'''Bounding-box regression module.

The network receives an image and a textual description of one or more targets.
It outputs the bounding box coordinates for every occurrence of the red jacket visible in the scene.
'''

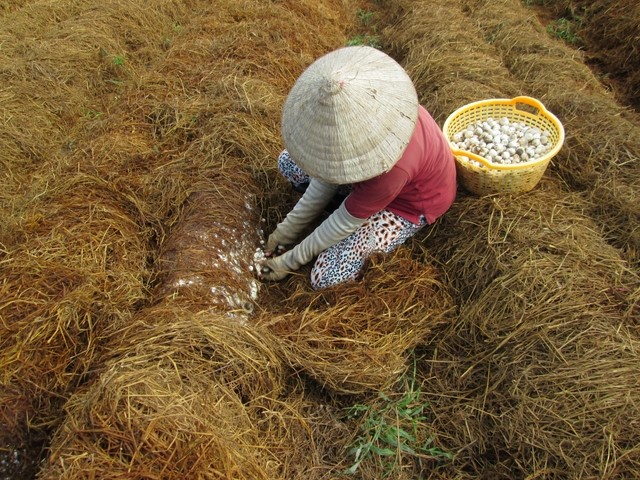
[345,105,457,224]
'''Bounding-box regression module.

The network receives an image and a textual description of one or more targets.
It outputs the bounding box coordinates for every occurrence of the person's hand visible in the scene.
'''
[264,241,287,258]
[265,229,291,257]
[259,255,291,281]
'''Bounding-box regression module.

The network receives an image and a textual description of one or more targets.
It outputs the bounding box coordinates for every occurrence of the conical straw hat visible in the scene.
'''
[281,46,419,184]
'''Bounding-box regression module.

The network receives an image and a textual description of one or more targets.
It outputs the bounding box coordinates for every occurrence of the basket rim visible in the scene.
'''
[443,96,565,171]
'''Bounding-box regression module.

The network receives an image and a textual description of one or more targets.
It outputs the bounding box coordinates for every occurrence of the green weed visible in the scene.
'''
[83,108,103,119]
[111,54,126,66]
[356,9,375,26]
[343,355,453,477]
[346,34,381,49]
[546,15,583,45]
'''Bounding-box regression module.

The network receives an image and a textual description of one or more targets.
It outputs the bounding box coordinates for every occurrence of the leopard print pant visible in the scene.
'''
[310,210,425,289]
[278,150,352,196]
[277,149,427,289]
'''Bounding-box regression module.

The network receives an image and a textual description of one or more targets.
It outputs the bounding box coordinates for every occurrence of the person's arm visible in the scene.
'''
[260,202,366,280]
[265,178,338,254]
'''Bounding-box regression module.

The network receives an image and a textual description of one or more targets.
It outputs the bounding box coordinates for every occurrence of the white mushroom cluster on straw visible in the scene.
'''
[452,117,553,167]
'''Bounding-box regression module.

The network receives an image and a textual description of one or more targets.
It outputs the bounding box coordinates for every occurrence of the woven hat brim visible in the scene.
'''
[282,46,419,184]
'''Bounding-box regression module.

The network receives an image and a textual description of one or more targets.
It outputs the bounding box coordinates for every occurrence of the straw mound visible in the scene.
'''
[424,181,634,301]
[42,307,354,479]
[423,178,639,339]
[0,0,187,177]
[423,262,640,476]
[461,0,640,264]
[384,3,640,475]
[539,0,640,110]
[42,309,283,480]
[257,248,454,395]
[412,180,640,477]
[389,0,640,267]
[153,181,262,318]
[107,307,286,408]
[0,174,150,445]
[4,0,640,478]
[420,301,640,479]
[3,0,359,475]
[386,0,640,270]
[385,0,520,121]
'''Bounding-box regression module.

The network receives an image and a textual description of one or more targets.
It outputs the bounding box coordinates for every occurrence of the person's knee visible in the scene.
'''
[310,260,360,290]
[277,150,291,175]
[310,271,340,290]
[277,150,310,186]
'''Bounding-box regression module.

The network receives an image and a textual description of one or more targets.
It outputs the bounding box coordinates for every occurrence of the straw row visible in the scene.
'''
[462,0,640,265]
[383,0,640,477]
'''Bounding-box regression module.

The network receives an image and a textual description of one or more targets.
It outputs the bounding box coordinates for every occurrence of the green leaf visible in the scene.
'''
[383,431,399,447]
[392,427,415,442]
[369,445,395,456]
[398,442,417,455]
[345,463,360,474]
[396,393,415,409]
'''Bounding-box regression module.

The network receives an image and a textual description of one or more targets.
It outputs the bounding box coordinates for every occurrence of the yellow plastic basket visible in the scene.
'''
[443,96,565,195]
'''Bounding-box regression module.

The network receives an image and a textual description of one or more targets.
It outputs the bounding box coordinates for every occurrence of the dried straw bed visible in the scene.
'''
[153,182,261,318]
[1,174,151,446]
[41,311,283,479]
[420,307,640,479]
[388,0,640,266]
[256,248,454,394]
[411,180,640,478]
[538,0,640,110]
[2,0,377,477]
[423,180,635,303]
[35,0,456,478]
[0,0,188,196]
[383,0,640,477]
[0,0,243,468]
[41,306,354,479]
[4,0,640,479]
[463,0,640,265]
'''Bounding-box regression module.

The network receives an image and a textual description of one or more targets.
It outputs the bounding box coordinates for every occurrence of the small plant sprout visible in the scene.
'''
[546,17,583,45]
[343,353,453,476]
[82,108,103,119]
[111,54,126,66]
[346,34,381,49]
[356,9,375,26]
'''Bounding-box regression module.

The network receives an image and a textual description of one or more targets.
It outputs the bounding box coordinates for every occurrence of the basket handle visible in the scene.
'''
[512,96,565,146]
[511,96,548,116]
